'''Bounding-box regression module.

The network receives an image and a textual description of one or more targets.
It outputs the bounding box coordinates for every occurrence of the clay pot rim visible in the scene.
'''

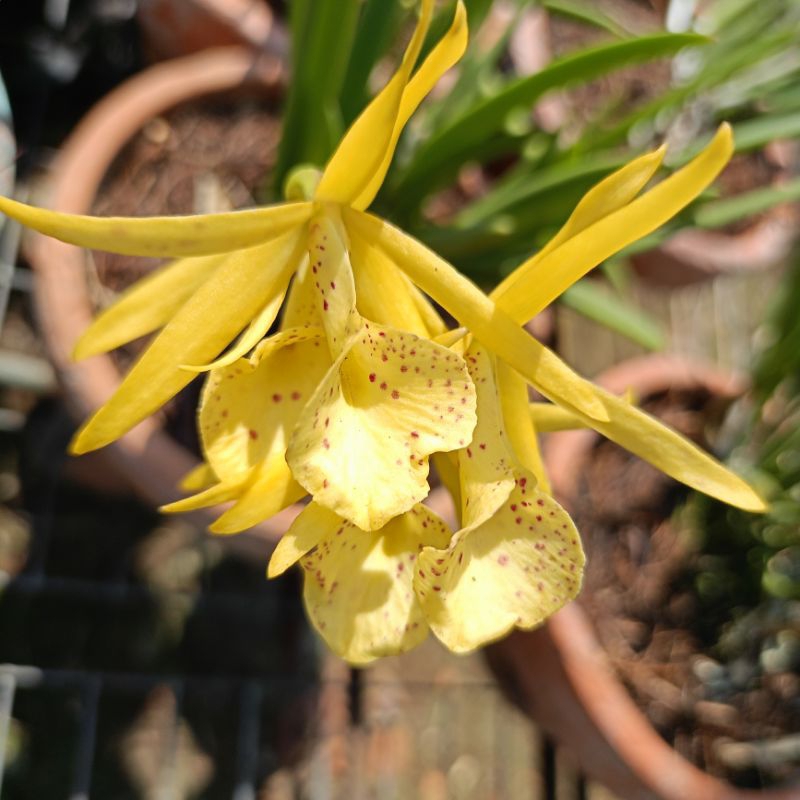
[27,46,298,555]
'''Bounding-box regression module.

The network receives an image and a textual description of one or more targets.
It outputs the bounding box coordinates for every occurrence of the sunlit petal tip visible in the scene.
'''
[158,479,242,515]
[179,461,217,492]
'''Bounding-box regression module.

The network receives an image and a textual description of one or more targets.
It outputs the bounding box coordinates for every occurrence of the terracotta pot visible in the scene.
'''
[486,355,800,799]
[26,47,297,560]
[136,0,279,62]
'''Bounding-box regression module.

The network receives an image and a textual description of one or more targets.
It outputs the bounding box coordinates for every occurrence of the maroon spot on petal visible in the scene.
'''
[498,554,509,566]
[291,391,301,401]
[515,517,522,525]
[380,382,388,391]
[433,586,441,592]
[248,429,258,440]
[410,431,419,438]
[369,373,376,383]
[323,438,330,450]
[537,498,545,506]
[323,300,329,311]
[272,393,282,403]
[510,504,517,512]
[391,390,400,399]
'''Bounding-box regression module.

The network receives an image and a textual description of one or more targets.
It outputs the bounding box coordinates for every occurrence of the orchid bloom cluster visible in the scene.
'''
[0,1,765,664]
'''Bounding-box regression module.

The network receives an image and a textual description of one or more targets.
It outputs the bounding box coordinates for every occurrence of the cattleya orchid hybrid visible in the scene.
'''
[0,0,766,663]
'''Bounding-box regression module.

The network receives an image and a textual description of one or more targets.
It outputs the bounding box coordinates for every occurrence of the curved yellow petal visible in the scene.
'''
[495,125,734,324]
[181,287,288,372]
[351,0,469,211]
[570,383,767,512]
[178,461,217,492]
[414,479,584,653]
[210,459,306,535]
[343,209,609,422]
[315,0,435,207]
[287,320,477,531]
[458,345,515,529]
[73,253,227,360]
[160,475,247,514]
[199,327,328,483]
[298,502,452,664]
[268,501,332,579]
[0,195,312,257]
[497,361,550,493]
[69,229,304,454]
[490,145,666,310]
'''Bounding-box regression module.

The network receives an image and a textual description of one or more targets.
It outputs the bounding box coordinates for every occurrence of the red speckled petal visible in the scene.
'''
[287,320,477,531]
[414,480,585,653]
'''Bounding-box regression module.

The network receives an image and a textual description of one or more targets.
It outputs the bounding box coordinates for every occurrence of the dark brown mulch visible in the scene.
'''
[570,388,800,789]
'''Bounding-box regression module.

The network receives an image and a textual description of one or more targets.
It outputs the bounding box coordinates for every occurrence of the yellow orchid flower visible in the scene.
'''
[0,0,489,532]
[267,344,583,663]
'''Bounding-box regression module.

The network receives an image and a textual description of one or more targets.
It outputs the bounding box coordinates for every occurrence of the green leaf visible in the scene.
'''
[339,0,407,126]
[693,178,800,229]
[275,0,362,192]
[561,280,666,351]
[542,0,631,38]
[730,112,800,152]
[388,32,708,209]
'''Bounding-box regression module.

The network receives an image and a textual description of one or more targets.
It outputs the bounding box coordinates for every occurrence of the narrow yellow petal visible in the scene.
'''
[178,461,217,492]
[315,0,435,207]
[349,223,438,336]
[0,195,312,257]
[529,402,588,432]
[343,209,609,423]
[308,208,361,358]
[287,320,477,531]
[268,501,333,579]
[351,1,468,211]
[210,459,306,535]
[70,229,304,454]
[497,361,551,493]
[495,125,734,324]
[415,480,584,653]
[180,288,288,372]
[457,345,516,528]
[198,327,328,483]
[298,502,452,664]
[73,253,227,360]
[567,383,767,512]
[409,282,448,337]
[160,477,246,514]
[281,257,322,329]
[490,145,665,309]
